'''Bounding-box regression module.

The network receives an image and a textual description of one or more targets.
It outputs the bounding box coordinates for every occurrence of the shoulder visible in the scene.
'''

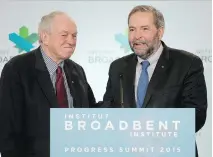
[65,59,84,71]
[169,47,201,61]
[3,48,37,72]
[168,47,203,68]
[110,53,136,67]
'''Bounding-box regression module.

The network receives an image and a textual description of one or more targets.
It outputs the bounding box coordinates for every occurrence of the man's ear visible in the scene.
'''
[39,31,50,45]
[158,27,164,40]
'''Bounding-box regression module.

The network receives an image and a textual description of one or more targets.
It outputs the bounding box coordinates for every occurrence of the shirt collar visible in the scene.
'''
[137,43,163,65]
[40,47,64,75]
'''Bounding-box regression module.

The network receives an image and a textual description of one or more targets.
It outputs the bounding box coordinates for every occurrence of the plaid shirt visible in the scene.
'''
[40,47,73,108]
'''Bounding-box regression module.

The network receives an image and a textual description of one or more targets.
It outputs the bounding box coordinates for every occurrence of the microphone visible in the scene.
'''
[119,74,124,108]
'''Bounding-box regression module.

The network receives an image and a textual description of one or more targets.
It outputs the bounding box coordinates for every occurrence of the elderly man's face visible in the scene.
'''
[43,14,77,63]
[128,12,163,59]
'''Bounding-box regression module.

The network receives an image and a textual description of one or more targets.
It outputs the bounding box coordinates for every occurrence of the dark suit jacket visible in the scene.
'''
[0,47,97,157]
[103,41,207,156]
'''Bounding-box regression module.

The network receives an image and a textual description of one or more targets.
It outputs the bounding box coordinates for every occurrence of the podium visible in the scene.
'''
[50,108,195,157]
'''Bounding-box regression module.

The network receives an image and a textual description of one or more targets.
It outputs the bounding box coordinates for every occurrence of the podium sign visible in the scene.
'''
[50,108,195,157]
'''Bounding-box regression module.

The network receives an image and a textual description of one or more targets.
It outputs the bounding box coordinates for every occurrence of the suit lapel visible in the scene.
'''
[34,48,58,108]
[64,60,86,108]
[122,54,137,108]
[142,42,171,108]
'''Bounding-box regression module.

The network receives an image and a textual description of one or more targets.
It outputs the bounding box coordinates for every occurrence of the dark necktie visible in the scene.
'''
[56,66,68,108]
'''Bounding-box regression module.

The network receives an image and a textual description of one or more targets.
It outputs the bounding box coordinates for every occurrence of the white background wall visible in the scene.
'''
[0,1,211,157]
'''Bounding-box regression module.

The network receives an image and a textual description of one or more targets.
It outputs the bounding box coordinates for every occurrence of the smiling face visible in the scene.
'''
[40,14,77,64]
[128,11,164,59]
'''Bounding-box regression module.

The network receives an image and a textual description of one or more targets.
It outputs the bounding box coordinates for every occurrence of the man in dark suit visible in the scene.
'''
[0,11,97,157]
[103,5,207,156]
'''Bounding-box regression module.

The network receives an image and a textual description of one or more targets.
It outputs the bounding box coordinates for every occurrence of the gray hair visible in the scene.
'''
[38,11,67,43]
[38,11,66,34]
[128,5,165,29]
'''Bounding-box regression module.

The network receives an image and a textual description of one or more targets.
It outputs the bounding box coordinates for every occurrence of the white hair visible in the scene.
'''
[38,11,66,33]
[38,11,68,43]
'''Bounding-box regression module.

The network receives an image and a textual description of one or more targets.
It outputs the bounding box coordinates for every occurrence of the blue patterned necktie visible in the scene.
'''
[137,60,150,108]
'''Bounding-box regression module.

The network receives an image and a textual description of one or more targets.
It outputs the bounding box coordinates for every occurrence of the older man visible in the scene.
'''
[0,11,96,157]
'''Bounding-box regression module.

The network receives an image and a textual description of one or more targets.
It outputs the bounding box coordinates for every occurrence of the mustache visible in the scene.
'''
[133,40,147,45]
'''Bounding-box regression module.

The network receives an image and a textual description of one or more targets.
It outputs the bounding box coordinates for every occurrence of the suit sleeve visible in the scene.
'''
[182,56,207,132]
[0,62,24,157]
[103,63,114,104]
[80,67,96,108]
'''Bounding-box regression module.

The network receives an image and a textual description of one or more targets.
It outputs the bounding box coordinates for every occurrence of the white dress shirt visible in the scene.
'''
[134,43,163,101]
